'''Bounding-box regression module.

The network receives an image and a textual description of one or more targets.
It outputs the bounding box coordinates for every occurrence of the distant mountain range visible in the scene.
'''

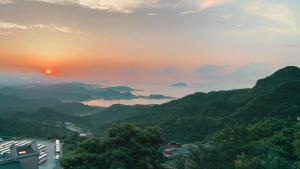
[0,92,101,115]
[0,83,172,101]
[0,82,172,115]
[1,66,300,143]
[0,83,134,101]
[82,66,300,142]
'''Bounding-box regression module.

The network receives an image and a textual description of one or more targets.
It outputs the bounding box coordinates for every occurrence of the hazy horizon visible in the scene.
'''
[1,1,300,168]
[1,0,300,97]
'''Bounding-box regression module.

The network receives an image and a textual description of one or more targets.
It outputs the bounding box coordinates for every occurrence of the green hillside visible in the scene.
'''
[86,66,300,142]
[69,66,300,169]
[0,116,73,139]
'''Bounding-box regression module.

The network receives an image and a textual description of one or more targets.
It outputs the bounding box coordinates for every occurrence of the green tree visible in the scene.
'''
[293,131,300,167]
[235,153,258,169]
[61,123,165,169]
[175,158,185,169]
[294,132,300,157]
[188,146,221,169]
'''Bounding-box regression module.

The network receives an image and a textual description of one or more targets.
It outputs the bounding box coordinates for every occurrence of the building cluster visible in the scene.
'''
[65,122,91,138]
[163,142,194,169]
[0,139,48,169]
[55,139,61,160]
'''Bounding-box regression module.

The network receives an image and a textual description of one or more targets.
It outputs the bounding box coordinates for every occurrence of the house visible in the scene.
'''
[163,142,196,169]
[0,140,39,169]
[164,142,192,159]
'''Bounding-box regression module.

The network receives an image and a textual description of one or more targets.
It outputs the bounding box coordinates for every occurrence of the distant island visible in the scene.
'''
[140,94,174,100]
[172,82,187,87]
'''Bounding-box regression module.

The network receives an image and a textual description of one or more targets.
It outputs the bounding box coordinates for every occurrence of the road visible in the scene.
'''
[37,140,62,169]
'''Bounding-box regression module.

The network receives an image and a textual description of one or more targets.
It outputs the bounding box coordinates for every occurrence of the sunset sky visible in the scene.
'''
[0,0,299,96]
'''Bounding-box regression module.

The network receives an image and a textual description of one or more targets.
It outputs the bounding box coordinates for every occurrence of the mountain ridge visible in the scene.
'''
[84,66,300,142]
[254,66,300,90]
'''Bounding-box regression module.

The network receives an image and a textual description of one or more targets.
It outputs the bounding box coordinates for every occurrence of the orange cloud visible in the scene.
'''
[199,0,233,10]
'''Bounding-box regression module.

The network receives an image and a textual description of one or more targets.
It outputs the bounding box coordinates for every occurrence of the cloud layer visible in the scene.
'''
[29,0,160,13]
[232,0,300,36]
[0,0,14,4]
[198,0,233,10]
[0,20,80,34]
[5,0,234,13]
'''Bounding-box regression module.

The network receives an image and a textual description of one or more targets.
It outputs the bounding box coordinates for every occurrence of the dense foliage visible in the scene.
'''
[0,117,72,139]
[61,123,165,169]
[187,118,300,169]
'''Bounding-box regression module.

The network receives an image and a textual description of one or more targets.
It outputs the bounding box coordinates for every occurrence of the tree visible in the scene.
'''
[188,145,230,169]
[235,153,258,169]
[234,152,293,169]
[294,132,300,157]
[61,123,165,169]
[175,158,185,169]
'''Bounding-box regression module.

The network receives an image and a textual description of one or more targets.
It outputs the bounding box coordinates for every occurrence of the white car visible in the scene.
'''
[0,138,3,142]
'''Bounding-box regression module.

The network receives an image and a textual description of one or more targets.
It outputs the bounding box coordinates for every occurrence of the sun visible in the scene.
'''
[45,69,52,75]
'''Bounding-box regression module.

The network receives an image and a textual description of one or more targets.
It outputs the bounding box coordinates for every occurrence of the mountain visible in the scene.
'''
[172,82,187,87]
[4,66,299,143]
[11,107,78,122]
[54,102,102,116]
[108,86,138,92]
[142,94,174,99]
[82,104,151,129]
[2,66,299,169]
[0,83,129,101]
[0,116,73,139]
[0,93,61,114]
[85,66,300,142]
[0,92,101,116]
[7,107,91,130]
[0,82,170,101]
[254,66,300,90]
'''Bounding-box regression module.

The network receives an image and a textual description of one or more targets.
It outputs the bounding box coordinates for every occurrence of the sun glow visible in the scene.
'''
[45,69,52,75]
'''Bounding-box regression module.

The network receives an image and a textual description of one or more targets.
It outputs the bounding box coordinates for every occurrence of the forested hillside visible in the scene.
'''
[87,66,300,142]
[2,66,300,168]
[0,117,73,139]
[3,66,299,144]
[68,66,300,169]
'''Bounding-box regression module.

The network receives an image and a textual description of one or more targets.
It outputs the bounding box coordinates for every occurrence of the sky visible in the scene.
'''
[0,0,300,96]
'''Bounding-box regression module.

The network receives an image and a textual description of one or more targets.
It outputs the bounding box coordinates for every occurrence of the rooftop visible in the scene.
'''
[0,140,36,163]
